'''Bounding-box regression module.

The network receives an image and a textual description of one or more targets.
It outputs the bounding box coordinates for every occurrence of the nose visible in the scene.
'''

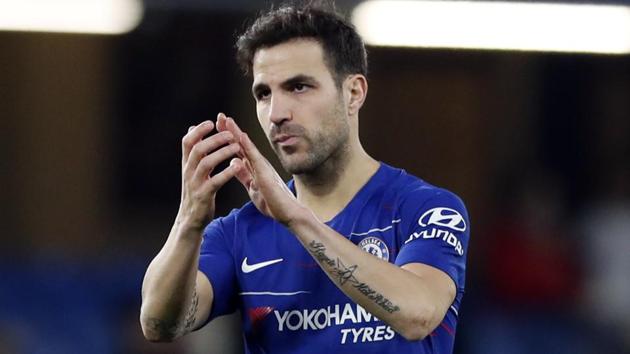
[268,92,292,126]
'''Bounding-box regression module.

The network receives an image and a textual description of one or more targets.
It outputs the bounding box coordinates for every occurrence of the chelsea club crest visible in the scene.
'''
[359,236,390,261]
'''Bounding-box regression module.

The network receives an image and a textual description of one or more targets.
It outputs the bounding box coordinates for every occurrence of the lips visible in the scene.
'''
[270,124,305,147]
[272,134,294,144]
[272,134,302,147]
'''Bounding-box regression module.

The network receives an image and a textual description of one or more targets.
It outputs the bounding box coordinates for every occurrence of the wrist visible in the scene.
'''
[284,206,318,231]
[174,212,208,239]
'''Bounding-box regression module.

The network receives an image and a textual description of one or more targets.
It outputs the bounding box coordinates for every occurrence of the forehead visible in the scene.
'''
[252,39,333,86]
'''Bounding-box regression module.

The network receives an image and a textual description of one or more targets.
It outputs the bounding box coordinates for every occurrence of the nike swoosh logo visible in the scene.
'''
[241,257,284,273]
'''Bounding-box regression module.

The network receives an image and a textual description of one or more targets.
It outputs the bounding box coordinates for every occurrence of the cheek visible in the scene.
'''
[256,106,269,128]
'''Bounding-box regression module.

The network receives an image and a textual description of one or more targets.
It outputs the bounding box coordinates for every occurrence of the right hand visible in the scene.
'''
[217,117,306,226]
[177,113,242,231]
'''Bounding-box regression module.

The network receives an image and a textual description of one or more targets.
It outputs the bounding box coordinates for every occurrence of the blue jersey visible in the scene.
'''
[199,162,470,354]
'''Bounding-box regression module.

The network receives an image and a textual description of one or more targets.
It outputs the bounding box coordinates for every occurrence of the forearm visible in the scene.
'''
[139,116,242,341]
[140,215,203,341]
[288,210,445,340]
[224,119,452,339]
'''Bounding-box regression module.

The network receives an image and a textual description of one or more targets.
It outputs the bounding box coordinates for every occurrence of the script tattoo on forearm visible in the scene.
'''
[145,286,199,339]
[183,286,199,332]
[308,240,400,314]
[309,241,336,268]
[352,283,399,313]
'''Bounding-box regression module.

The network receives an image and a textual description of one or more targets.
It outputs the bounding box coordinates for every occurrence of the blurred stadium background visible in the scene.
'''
[1,0,629,353]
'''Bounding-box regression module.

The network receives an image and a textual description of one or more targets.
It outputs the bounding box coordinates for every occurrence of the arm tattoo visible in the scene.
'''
[353,282,400,314]
[183,286,199,332]
[145,286,199,339]
[308,240,400,314]
[309,241,337,268]
[335,258,358,286]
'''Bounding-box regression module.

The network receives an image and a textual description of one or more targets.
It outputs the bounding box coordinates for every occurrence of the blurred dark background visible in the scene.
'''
[1,1,629,353]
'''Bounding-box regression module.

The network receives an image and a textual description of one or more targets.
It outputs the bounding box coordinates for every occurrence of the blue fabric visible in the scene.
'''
[199,162,470,354]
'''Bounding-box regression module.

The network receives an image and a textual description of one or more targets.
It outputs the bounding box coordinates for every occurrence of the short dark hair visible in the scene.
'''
[235,3,368,85]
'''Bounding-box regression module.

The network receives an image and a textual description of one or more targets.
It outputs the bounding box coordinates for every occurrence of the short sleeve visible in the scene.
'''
[198,210,239,322]
[394,189,470,289]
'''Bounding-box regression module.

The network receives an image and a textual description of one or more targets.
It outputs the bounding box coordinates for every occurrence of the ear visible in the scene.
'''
[344,74,368,116]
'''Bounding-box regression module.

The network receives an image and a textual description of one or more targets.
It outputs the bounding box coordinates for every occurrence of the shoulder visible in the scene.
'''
[402,183,468,218]
[379,164,468,232]
[380,163,466,212]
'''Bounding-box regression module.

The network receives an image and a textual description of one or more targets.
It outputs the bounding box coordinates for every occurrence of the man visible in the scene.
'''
[140,4,470,354]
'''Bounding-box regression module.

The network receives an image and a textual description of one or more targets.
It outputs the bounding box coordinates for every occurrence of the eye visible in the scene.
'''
[293,83,309,93]
[256,89,271,101]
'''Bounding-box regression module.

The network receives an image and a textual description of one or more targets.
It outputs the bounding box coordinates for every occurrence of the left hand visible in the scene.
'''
[216,113,305,225]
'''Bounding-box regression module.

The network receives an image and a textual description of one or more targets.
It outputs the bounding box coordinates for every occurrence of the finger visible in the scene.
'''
[224,117,247,158]
[216,112,228,132]
[193,143,241,182]
[182,120,215,163]
[230,158,253,189]
[200,159,240,193]
[240,132,268,172]
[243,157,254,176]
[184,131,235,181]
[218,115,245,158]
[186,131,235,176]
[225,117,245,138]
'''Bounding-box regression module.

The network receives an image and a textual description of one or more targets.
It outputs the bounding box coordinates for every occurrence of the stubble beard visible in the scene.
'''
[273,101,350,179]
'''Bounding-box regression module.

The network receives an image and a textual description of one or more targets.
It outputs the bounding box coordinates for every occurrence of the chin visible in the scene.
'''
[279,155,319,175]
[281,161,312,175]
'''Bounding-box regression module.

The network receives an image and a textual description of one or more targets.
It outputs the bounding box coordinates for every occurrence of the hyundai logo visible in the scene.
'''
[418,207,466,232]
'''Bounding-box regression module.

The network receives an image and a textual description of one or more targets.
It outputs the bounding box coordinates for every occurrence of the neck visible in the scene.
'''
[293,139,379,222]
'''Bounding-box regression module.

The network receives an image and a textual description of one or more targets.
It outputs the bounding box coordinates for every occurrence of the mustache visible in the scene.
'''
[270,124,306,140]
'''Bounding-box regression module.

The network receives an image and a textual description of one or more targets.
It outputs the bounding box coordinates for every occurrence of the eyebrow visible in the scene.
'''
[252,74,319,97]
[280,74,318,89]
